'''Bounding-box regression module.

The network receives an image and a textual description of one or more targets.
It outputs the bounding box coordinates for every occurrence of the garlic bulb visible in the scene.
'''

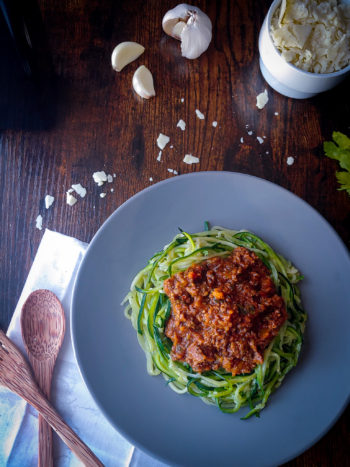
[111,42,145,72]
[162,4,212,59]
[132,65,155,99]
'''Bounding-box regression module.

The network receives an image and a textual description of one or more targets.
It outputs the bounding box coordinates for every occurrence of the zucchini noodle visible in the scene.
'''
[123,225,307,419]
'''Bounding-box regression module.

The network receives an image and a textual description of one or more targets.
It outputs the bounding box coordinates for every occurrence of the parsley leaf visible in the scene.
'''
[323,132,350,196]
[336,172,350,193]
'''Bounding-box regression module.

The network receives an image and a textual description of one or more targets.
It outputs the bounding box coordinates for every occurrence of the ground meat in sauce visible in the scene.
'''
[164,246,287,376]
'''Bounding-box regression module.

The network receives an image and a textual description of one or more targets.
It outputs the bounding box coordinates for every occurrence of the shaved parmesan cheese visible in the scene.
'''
[157,151,162,161]
[167,168,178,175]
[157,133,170,150]
[256,89,269,109]
[100,193,106,198]
[287,156,295,165]
[177,119,186,131]
[66,191,77,206]
[35,215,43,230]
[257,136,264,144]
[195,109,205,120]
[271,0,350,73]
[44,195,54,209]
[93,171,107,186]
[212,121,218,127]
[107,174,113,183]
[183,154,199,164]
[71,183,86,198]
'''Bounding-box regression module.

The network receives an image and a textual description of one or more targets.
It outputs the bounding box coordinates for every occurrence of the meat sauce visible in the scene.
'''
[164,247,287,376]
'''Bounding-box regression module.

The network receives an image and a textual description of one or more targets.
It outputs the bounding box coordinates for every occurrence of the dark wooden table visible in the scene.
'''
[1,0,349,465]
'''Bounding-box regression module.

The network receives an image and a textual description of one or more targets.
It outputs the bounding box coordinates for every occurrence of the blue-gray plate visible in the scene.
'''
[71,172,350,467]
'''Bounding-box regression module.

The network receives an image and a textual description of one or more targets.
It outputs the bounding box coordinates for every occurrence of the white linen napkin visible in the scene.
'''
[0,229,167,467]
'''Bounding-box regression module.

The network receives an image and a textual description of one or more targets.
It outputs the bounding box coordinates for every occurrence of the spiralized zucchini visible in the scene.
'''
[123,225,306,419]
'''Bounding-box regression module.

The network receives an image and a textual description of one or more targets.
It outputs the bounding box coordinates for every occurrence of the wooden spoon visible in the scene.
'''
[20,289,65,467]
[0,328,103,466]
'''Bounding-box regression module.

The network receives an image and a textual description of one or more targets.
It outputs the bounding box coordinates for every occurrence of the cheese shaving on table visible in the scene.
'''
[35,215,43,230]
[66,191,77,206]
[71,183,86,198]
[92,171,107,186]
[256,90,269,109]
[212,121,218,127]
[177,119,186,131]
[183,154,199,164]
[157,133,170,150]
[44,195,55,209]
[195,109,205,120]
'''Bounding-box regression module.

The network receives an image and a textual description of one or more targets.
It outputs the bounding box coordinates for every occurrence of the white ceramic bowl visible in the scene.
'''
[258,0,350,99]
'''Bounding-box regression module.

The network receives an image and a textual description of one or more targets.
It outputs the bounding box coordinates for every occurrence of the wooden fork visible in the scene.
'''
[0,329,104,467]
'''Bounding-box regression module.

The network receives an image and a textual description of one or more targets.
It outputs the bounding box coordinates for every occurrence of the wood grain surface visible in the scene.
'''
[0,0,349,465]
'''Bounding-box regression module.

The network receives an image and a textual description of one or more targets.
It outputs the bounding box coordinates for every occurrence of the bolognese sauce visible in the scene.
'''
[164,246,287,376]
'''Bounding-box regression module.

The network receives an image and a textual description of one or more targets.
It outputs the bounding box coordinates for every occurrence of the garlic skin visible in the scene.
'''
[162,4,212,59]
[132,65,155,99]
[111,42,145,72]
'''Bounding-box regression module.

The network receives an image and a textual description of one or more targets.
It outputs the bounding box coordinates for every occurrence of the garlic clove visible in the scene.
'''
[172,21,186,39]
[162,4,212,59]
[111,41,145,72]
[180,20,211,59]
[162,4,187,38]
[132,65,155,99]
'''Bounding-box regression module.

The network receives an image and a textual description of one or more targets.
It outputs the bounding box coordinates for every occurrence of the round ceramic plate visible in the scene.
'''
[71,172,350,467]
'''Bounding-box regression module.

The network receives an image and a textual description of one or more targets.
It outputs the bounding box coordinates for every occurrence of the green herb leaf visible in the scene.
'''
[333,132,350,150]
[336,171,350,195]
[323,131,350,196]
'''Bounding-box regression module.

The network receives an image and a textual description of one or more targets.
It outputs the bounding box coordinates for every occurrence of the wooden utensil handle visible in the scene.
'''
[38,414,53,467]
[29,358,55,467]
[24,386,104,467]
[41,399,103,467]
